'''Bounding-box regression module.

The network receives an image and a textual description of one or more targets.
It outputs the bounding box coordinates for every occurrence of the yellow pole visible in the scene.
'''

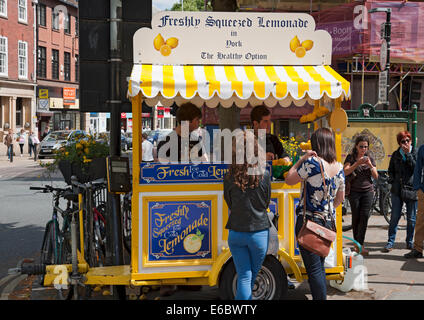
[131,93,142,274]
[78,193,84,258]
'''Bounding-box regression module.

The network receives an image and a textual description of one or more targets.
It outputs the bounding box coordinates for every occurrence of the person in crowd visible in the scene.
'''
[251,105,290,162]
[41,126,50,140]
[17,129,26,157]
[157,102,204,163]
[285,127,345,300]
[29,132,40,161]
[405,143,424,259]
[28,130,34,157]
[224,131,271,300]
[383,131,417,253]
[250,105,295,289]
[343,136,378,255]
[141,133,154,162]
[4,128,14,162]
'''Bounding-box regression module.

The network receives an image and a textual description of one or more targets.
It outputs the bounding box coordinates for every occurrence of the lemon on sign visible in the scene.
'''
[183,229,204,254]
[153,34,165,51]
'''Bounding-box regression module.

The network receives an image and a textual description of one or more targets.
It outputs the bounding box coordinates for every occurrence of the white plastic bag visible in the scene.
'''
[324,242,337,268]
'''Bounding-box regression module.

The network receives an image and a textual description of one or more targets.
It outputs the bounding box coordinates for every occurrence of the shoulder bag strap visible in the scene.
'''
[318,158,337,231]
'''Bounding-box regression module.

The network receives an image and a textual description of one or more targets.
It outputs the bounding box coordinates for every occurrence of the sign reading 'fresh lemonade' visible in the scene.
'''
[133,12,333,65]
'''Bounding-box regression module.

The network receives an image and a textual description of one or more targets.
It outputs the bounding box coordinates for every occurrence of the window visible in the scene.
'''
[37,46,46,78]
[0,0,7,18]
[64,13,70,34]
[16,98,23,127]
[75,54,79,82]
[75,16,79,36]
[18,0,27,23]
[37,3,46,27]
[52,9,59,30]
[18,41,27,79]
[64,52,70,81]
[0,36,7,76]
[51,49,59,79]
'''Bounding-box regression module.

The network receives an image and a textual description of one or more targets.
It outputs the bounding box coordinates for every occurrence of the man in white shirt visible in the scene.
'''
[142,133,154,162]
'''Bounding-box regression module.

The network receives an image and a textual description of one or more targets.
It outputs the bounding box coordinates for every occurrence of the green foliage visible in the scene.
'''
[39,134,109,173]
[171,0,212,11]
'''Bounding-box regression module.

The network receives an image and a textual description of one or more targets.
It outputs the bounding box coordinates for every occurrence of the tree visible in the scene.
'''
[171,0,212,11]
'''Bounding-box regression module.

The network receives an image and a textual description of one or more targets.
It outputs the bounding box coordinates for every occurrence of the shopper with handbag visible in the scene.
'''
[382,131,417,253]
[343,136,378,255]
[285,127,345,300]
[224,131,271,300]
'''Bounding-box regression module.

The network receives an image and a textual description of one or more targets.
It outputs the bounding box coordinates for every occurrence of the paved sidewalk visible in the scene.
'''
[0,142,38,167]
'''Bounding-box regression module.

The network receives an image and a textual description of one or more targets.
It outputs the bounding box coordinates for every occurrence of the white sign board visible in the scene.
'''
[133,12,333,65]
[378,70,388,104]
[380,39,387,69]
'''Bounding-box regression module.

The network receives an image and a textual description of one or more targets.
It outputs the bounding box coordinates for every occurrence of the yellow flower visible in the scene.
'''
[76,143,83,150]
[65,152,69,156]
[84,148,89,154]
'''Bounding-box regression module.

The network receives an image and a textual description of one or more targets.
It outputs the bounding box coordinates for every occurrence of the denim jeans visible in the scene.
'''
[387,194,417,247]
[228,229,269,300]
[295,215,330,300]
[7,145,13,162]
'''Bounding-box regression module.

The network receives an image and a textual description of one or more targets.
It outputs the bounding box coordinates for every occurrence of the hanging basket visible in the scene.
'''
[58,157,107,185]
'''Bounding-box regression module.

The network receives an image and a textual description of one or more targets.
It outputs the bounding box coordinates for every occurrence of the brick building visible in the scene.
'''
[35,0,79,134]
[0,0,37,140]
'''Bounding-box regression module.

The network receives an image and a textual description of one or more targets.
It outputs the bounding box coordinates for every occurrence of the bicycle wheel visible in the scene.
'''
[92,203,107,267]
[121,194,132,254]
[342,200,352,232]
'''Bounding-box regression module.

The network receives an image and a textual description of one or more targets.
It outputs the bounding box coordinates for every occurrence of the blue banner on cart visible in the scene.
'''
[148,200,212,261]
[140,162,271,184]
[140,163,230,184]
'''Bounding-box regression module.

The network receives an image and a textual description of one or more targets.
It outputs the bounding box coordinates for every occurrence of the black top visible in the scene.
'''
[344,154,376,193]
[157,131,203,162]
[388,147,417,196]
[224,170,271,232]
[266,134,289,159]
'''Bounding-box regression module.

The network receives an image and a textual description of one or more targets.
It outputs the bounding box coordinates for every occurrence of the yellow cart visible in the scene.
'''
[43,11,351,300]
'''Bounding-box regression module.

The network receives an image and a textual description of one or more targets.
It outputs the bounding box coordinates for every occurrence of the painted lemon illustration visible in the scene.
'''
[159,44,172,56]
[153,33,165,51]
[165,37,179,49]
[289,36,300,53]
[183,229,204,254]
[295,46,306,58]
[301,40,314,51]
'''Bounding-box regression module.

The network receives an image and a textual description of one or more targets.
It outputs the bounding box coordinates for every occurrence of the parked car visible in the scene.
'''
[38,130,87,159]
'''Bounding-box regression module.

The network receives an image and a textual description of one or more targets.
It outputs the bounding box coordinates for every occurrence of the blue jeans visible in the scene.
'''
[387,194,417,247]
[295,215,329,300]
[228,229,269,300]
[7,145,13,162]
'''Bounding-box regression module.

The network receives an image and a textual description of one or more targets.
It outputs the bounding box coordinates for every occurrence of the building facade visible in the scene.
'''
[35,0,79,135]
[0,0,37,140]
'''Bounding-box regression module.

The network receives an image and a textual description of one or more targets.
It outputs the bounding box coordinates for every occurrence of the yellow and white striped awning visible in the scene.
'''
[128,64,350,108]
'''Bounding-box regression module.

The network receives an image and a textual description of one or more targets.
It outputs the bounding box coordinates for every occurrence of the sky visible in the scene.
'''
[153,0,180,11]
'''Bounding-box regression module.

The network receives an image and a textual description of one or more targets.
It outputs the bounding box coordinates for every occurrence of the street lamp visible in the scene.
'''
[369,8,391,110]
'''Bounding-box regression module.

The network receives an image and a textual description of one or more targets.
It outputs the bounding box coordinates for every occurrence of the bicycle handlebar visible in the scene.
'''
[29,185,69,193]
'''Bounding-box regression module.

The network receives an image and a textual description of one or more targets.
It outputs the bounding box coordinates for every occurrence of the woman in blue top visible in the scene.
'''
[285,127,345,300]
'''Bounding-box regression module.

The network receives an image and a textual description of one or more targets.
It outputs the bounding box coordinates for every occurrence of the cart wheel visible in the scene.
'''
[218,255,287,300]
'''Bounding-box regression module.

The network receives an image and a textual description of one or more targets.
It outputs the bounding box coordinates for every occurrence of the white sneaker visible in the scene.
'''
[20,154,22,157]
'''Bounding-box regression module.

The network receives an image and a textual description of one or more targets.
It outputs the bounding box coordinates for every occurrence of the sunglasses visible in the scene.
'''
[358,145,368,149]
[401,139,410,144]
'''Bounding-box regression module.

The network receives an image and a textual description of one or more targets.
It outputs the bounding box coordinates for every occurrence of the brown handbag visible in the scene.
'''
[296,159,337,257]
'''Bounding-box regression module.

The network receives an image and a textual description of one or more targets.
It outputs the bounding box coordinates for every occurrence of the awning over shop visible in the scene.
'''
[128,64,350,108]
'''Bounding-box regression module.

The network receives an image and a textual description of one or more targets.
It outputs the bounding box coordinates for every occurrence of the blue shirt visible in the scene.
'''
[413,144,424,192]
[296,156,345,218]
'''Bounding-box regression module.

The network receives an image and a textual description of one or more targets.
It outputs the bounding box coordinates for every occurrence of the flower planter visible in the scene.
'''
[58,157,107,185]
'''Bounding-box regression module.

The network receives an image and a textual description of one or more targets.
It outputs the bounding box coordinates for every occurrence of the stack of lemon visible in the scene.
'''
[154,34,179,56]
[272,158,293,180]
[299,105,330,124]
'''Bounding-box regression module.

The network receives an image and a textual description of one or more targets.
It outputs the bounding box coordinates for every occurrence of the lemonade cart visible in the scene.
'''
[41,11,351,300]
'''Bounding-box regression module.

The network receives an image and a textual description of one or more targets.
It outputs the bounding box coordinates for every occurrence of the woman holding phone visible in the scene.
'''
[343,136,378,255]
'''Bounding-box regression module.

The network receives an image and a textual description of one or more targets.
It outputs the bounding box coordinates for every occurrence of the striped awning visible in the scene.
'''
[128,64,350,108]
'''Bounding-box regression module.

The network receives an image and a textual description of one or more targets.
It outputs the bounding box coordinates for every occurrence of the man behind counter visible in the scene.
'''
[157,102,204,163]
[251,105,291,162]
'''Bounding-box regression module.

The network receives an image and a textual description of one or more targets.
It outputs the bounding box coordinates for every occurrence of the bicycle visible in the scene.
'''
[121,191,132,254]
[30,184,79,299]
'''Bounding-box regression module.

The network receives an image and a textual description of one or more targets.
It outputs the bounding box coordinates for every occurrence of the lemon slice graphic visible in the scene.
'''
[183,231,203,254]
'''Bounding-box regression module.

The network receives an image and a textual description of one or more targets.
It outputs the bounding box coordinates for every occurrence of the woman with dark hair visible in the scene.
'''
[344,135,378,255]
[285,127,345,300]
[382,131,417,252]
[224,131,271,300]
